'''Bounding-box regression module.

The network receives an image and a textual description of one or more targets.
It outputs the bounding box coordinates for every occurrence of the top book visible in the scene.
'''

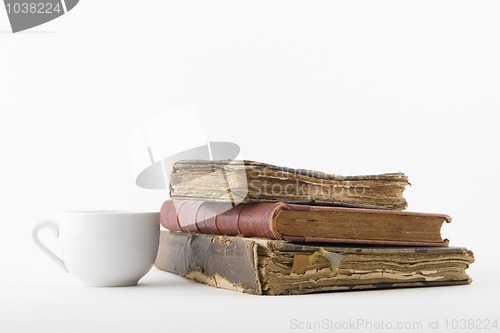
[170,160,409,210]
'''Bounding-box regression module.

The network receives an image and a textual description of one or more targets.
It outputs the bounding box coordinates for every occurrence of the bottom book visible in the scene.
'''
[155,230,474,295]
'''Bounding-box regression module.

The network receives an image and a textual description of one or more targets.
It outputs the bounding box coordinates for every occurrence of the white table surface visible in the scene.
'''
[2,261,498,333]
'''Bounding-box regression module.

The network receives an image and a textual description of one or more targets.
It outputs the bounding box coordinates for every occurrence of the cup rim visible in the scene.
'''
[59,210,159,215]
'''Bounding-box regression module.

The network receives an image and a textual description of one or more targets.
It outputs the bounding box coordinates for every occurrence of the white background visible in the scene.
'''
[1,1,499,332]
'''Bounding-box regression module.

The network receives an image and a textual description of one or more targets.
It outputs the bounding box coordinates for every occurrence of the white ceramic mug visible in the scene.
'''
[32,211,160,287]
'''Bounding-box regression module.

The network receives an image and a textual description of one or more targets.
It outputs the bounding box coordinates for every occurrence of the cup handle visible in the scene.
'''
[32,220,68,272]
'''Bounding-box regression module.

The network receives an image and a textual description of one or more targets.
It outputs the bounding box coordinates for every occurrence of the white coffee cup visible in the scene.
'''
[32,211,160,287]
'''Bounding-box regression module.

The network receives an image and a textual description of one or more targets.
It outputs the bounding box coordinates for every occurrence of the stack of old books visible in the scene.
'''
[155,160,474,295]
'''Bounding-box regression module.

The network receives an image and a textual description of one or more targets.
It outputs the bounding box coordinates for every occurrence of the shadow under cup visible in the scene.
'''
[57,211,159,287]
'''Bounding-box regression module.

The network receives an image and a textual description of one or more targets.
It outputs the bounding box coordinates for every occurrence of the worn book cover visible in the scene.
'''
[155,231,474,295]
[170,160,409,210]
[160,200,451,246]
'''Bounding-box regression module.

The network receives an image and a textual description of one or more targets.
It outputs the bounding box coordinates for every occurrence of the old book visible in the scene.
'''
[155,231,474,295]
[170,160,409,210]
[160,200,451,246]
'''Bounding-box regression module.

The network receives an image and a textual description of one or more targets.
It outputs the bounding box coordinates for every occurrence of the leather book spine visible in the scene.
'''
[160,200,284,239]
[155,231,263,294]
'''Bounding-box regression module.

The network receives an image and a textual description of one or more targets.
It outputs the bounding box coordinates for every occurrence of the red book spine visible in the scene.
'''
[160,200,283,239]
